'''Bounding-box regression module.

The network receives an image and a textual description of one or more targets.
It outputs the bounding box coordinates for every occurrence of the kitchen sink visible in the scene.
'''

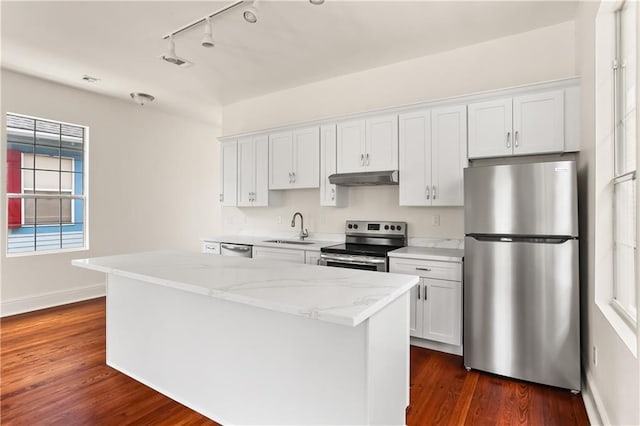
[263,239,314,245]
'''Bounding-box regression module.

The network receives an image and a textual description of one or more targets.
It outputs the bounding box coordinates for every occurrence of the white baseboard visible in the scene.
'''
[582,367,609,426]
[410,337,463,356]
[0,283,105,317]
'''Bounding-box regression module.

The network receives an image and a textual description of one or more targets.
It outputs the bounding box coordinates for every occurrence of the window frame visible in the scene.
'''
[5,112,89,256]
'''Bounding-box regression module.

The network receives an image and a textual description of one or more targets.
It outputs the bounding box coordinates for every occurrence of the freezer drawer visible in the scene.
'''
[463,236,580,391]
[464,161,578,237]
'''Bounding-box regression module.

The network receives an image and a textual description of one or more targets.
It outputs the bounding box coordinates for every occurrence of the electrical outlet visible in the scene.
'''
[432,215,440,226]
[276,215,282,224]
[593,345,598,366]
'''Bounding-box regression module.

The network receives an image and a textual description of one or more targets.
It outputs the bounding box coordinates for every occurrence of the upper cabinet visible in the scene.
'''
[337,114,398,173]
[237,135,269,207]
[219,140,237,207]
[269,127,320,190]
[468,90,564,159]
[399,105,467,206]
[320,124,348,207]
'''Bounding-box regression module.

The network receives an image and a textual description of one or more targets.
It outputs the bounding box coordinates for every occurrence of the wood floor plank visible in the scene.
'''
[1,298,590,425]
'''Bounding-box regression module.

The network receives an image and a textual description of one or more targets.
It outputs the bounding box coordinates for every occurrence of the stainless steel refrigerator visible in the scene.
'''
[463,160,580,391]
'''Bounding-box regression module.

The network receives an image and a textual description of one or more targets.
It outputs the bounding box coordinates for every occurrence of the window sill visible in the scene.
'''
[5,246,89,258]
[597,300,638,358]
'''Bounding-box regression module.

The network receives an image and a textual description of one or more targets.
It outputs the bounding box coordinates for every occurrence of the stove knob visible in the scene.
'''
[384,225,389,230]
[390,225,395,231]
[348,224,353,229]
[397,225,402,231]
[353,224,359,229]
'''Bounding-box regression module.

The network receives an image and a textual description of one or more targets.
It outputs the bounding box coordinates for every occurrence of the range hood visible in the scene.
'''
[328,170,399,186]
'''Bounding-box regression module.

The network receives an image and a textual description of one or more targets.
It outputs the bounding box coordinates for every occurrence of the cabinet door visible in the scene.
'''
[513,90,564,155]
[252,136,269,206]
[431,105,467,206]
[237,137,255,207]
[320,125,348,207]
[399,110,431,206]
[467,98,513,159]
[269,132,293,190]
[423,279,462,346]
[292,127,320,188]
[365,114,398,171]
[305,251,321,266]
[202,241,221,255]
[253,246,305,263]
[337,120,366,173]
[219,141,237,206]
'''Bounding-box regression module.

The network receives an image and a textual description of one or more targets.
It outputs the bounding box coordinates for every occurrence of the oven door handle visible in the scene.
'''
[319,255,386,265]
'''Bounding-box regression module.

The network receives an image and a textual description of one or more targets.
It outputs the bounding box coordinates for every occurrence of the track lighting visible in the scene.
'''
[130,93,155,106]
[201,17,215,48]
[161,36,192,67]
[243,0,259,24]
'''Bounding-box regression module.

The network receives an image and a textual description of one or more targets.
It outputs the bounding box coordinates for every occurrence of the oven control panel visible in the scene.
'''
[345,220,407,237]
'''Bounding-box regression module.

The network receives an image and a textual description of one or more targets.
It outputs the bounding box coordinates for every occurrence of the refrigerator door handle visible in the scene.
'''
[468,234,576,244]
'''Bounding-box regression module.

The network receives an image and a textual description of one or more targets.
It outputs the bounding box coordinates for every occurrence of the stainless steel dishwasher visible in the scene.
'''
[220,243,253,258]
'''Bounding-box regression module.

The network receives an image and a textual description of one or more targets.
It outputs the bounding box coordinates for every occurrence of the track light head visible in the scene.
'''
[243,0,258,23]
[201,17,215,48]
[161,36,193,67]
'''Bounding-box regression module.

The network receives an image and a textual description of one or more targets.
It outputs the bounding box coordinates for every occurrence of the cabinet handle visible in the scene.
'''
[366,153,370,166]
[288,172,292,184]
[331,188,335,200]
[432,186,436,200]
[416,267,432,272]
[514,131,519,148]
[506,131,511,149]
[417,284,421,300]
[292,172,296,183]
[425,286,428,300]
[360,153,364,166]
[426,186,430,200]
[219,193,223,202]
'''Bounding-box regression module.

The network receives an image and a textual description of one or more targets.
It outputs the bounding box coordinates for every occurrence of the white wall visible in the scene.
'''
[0,70,220,314]
[575,1,640,425]
[220,21,576,238]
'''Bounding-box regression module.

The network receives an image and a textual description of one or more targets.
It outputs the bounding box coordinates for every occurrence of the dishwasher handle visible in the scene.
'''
[220,243,252,252]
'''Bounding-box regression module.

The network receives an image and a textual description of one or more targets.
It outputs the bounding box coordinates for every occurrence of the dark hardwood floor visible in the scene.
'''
[1,298,589,425]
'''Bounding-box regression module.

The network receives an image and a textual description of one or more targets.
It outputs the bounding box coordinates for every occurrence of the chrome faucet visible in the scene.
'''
[291,212,309,240]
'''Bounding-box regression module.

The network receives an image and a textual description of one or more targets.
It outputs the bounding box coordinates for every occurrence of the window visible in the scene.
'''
[612,1,637,325]
[6,113,87,254]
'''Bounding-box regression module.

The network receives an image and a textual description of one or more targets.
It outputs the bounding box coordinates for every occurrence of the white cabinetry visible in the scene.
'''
[389,258,462,348]
[305,251,321,266]
[269,127,320,190]
[399,105,466,206]
[468,90,564,159]
[253,246,306,263]
[201,240,221,255]
[238,135,269,207]
[337,114,398,173]
[219,141,237,206]
[320,124,348,207]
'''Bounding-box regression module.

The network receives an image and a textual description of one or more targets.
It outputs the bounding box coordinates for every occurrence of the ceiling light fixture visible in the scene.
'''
[161,36,192,67]
[201,17,215,48]
[243,0,259,24]
[309,0,325,4]
[130,92,155,106]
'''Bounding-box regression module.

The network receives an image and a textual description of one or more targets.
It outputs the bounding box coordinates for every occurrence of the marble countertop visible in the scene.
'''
[72,250,419,327]
[388,246,464,262]
[202,235,340,252]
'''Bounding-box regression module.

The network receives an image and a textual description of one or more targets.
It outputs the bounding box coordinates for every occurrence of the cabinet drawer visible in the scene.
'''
[202,241,221,255]
[253,246,305,263]
[389,258,461,281]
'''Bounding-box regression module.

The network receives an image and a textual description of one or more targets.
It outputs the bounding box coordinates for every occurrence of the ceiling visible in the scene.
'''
[1,1,578,126]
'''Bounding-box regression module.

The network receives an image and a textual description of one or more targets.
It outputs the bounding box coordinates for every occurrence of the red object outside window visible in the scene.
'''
[7,149,21,229]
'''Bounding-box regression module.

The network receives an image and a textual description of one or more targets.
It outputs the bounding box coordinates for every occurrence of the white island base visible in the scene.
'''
[85,252,414,425]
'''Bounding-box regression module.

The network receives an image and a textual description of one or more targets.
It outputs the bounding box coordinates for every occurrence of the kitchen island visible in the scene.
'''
[72,251,418,425]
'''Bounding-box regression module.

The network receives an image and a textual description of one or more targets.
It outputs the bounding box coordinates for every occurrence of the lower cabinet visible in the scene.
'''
[305,251,320,266]
[253,246,306,263]
[389,257,462,347]
[201,240,221,255]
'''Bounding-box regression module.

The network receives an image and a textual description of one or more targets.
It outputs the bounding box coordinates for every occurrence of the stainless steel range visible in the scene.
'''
[319,220,407,272]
